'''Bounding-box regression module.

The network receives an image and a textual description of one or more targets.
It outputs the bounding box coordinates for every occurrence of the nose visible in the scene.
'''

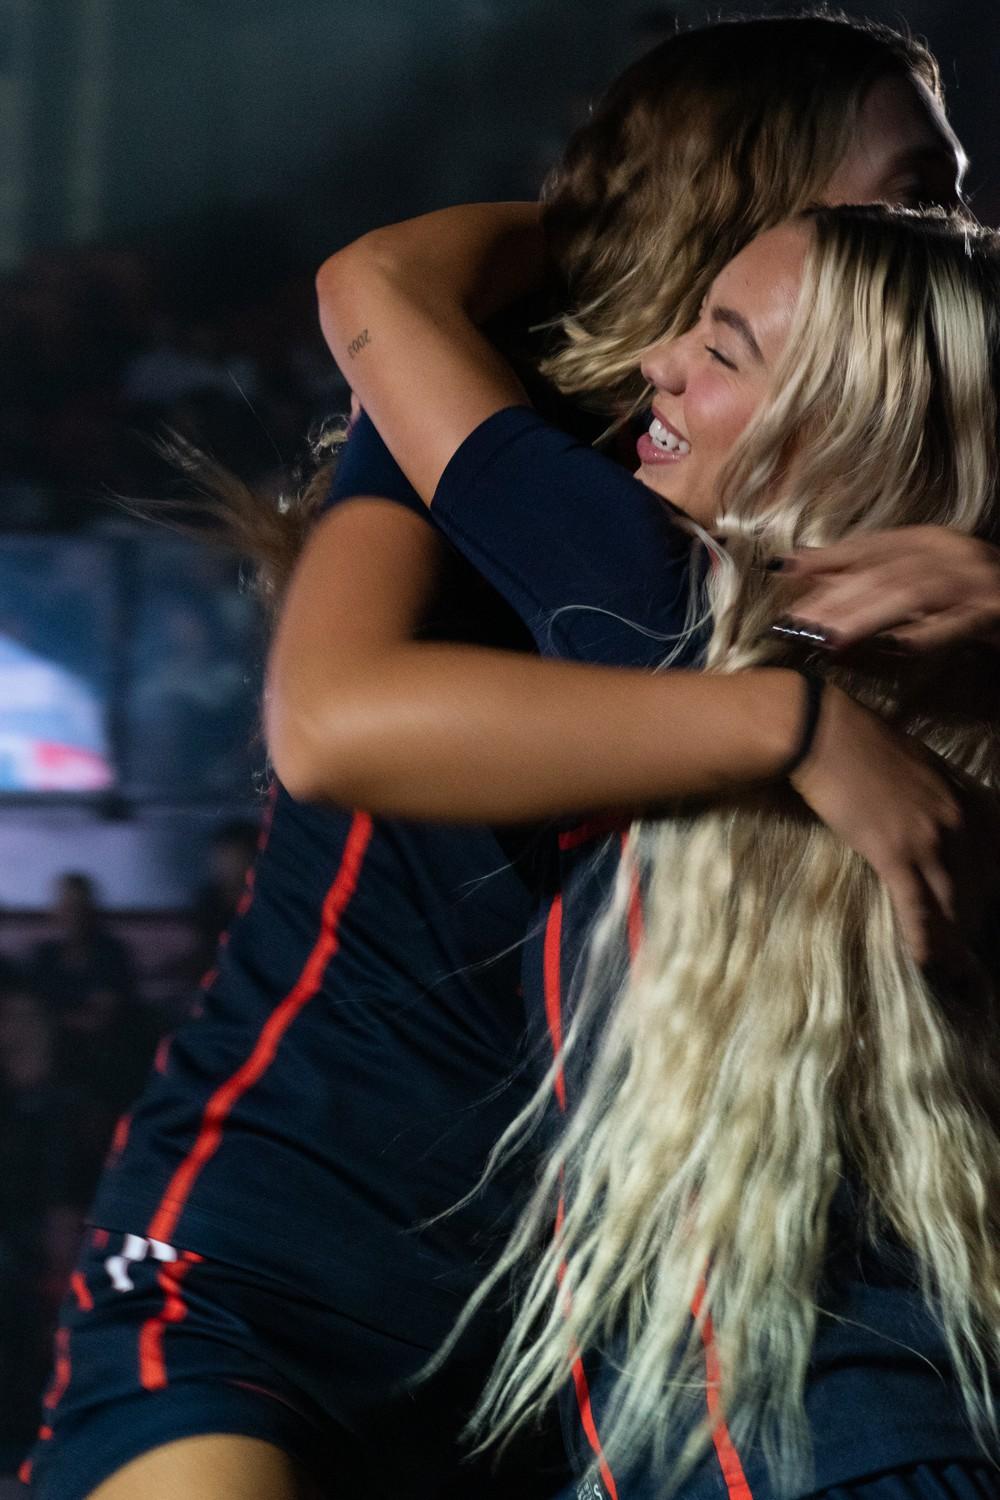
[640,330,689,397]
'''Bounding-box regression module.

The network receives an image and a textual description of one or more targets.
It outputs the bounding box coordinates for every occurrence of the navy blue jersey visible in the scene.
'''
[429,406,994,1495]
[89,415,543,1355]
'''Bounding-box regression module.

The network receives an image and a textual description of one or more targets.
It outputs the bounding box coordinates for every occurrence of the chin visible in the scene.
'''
[637,464,680,501]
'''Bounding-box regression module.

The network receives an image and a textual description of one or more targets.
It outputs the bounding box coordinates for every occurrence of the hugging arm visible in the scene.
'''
[315,203,542,502]
[269,497,961,962]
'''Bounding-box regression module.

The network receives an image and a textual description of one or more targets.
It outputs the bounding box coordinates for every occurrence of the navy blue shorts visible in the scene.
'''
[23,1228,567,1500]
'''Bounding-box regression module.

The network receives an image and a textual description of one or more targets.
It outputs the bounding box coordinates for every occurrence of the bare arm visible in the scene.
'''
[267,501,960,959]
[315,203,543,502]
[269,503,805,819]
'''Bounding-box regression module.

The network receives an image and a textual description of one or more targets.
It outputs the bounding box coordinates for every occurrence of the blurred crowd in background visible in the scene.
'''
[0,824,259,1465]
[0,231,345,531]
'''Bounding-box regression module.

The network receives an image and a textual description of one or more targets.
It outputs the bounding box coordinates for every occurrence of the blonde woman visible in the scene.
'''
[311,201,1000,1499]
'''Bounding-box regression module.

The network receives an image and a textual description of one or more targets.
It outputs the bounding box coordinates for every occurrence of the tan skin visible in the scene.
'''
[633,224,810,526]
[80,69,973,1500]
[85,1433,321,1500]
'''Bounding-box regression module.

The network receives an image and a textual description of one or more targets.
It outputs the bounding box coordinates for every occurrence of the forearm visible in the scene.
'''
[315,205,543,499]
[331,202,545,326]
[268,644,805,820]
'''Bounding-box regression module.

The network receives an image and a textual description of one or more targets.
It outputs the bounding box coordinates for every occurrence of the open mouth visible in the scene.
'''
[648,414,690,455]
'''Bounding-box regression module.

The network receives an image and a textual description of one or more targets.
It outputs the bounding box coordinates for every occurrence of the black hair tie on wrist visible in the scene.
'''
[777,669,825,781]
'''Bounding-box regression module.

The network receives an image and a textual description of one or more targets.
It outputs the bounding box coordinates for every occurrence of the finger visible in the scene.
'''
[881,861,933,966]
[788,581,927,647]
[919,852,956,926]
[776,534,903,577]
[889,606,985,652]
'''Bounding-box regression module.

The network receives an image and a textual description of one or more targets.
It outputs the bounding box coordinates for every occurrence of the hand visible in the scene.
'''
[771,527,1000,651]
[788,683,968,965]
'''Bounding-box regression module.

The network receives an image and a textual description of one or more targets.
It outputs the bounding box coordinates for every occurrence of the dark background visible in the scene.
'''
[12,1,1000,256]
[0,0,995,1481]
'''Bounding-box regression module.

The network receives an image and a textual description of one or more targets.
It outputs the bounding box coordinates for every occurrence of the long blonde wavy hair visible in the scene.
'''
[540,11,945,415]
[465,207,1000,1490]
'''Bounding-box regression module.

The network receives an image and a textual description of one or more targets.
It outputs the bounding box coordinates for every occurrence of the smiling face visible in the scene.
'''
[636,223,809,526]
[634,72,965,527]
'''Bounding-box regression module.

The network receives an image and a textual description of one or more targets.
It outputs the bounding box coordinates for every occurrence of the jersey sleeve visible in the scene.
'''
[430,406,702,668]
[321,411,429,521]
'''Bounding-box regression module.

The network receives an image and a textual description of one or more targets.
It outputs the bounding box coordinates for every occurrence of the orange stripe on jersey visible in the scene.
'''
[138,1251,203,1391]
[236,780,278,918]
[543,895,567,1111]
[544,891,619,1496]
[555,1189,621,1499]
[70,1270,93,1313]
[146,811,374,1246]
[42,1325,72,1416]
[571,1355,621,1500]
[196,783,278,987]
[558,815,628,850]
[25,1277,94,1475]
[692,1278,754,1500]
[109,1111,132,1160]
[620,831,645,959]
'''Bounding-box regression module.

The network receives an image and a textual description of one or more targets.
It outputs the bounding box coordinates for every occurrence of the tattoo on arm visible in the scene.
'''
[347,329,371,359]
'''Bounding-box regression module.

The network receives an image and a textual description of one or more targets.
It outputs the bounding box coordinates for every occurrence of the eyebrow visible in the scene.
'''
[711,305,765,365]
[889,142,966,192]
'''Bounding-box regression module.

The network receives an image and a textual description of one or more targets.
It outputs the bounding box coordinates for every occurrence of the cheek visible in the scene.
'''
[684,374,758,459]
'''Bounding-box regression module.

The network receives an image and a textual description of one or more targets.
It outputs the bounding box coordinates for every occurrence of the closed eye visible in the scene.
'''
[705,345,737,370]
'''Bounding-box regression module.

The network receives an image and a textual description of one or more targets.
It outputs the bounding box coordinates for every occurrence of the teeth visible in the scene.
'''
[649,417,688,454]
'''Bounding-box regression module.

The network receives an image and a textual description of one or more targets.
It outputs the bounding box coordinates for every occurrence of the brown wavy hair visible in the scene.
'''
[540,10,944,413]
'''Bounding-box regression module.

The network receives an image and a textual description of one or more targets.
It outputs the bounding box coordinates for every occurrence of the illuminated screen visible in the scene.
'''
[0,538,114,792]
[0,534,263,800]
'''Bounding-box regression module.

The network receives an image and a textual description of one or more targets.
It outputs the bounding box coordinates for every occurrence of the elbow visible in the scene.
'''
[314,248,347,305]
[268,740,326,808]
[266,712,327,806]
[315,232,397,320]
[314,250,354,360]
[265,683,388,810]
[265,684,348,805]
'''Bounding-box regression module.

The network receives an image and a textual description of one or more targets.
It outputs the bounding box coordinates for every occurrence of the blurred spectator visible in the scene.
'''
[189,818,261,977]
[31,874,155,1111]
[0,223,343,528]
[0,987,110,1450]
[32,873,134,1018]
